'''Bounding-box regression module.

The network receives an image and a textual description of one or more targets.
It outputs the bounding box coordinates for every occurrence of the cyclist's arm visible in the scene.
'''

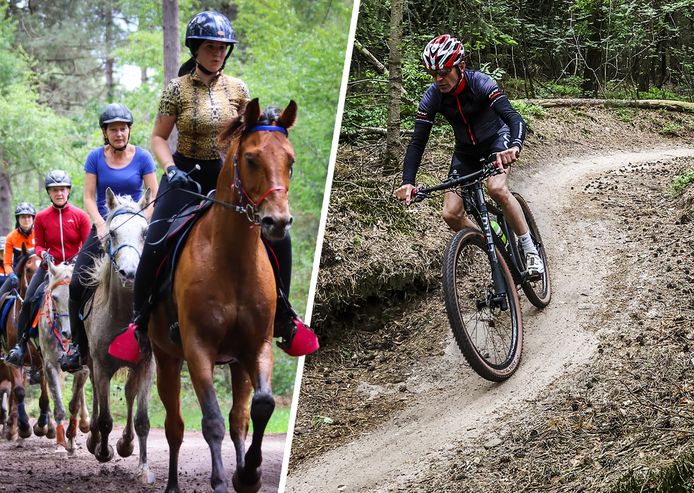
[487,86,526,151]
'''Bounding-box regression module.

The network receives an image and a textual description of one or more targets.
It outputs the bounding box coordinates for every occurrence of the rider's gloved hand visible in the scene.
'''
[8,272,18,283]
[166,165,192,189]
[394,184,416,205]
[40,251,54,269]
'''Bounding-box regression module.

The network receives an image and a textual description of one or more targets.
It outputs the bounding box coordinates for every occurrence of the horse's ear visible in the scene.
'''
[47,256,56,276]
[279,100,297,130]
[138,187,151,211]
[21,244,28,256]
[105,187,118,211]
[244,98,261,127]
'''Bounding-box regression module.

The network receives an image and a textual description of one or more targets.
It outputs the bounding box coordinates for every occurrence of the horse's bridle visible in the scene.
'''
[104,208,147,274]
[44,278,71,351]
[230,124,290,224]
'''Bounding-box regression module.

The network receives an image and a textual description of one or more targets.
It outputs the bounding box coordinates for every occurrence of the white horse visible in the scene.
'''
[84,188,155,484]
[38,259,90,454]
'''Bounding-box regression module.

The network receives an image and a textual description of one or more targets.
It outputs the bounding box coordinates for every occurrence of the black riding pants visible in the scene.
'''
[68,226,102,348]
[132,154,294,318]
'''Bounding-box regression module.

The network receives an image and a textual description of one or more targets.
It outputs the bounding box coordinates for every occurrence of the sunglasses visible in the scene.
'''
[427,67,454,78]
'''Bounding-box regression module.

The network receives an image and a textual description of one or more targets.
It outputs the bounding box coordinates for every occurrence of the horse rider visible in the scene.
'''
[109,10,319,362]
[394,34,544,276]
[5,170,91,367]
[0,202,36,301]
[59,104,158,373]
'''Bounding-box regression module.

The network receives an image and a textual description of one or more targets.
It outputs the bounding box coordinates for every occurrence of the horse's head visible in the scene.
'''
[15,249,40,298]
[46,260,73,341]
[103,187,150,284]
[220,98,297,241]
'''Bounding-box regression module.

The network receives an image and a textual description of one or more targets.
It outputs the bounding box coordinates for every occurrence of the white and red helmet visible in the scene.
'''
[421,35,465,71]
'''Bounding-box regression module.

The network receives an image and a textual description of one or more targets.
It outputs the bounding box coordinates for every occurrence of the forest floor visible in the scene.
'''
[285,107,694,492]
[0,427,285,492]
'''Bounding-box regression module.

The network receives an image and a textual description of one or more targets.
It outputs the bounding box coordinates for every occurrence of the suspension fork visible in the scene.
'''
[469,185,509,310]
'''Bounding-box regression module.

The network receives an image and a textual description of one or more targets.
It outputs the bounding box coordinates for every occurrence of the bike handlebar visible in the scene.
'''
[412,155,503,203]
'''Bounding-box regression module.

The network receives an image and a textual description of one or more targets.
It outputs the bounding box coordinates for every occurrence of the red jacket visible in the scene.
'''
[34,203,91,264]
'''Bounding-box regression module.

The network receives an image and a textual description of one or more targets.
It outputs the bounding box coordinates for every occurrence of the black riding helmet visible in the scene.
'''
[15,202,36,217]
[45,169,72,190]
[182,11,237,76]
[100,103,133,150]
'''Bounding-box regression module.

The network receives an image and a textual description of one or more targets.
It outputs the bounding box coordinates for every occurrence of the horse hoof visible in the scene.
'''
[66,420,77,440]
[18,424,32,439]
[231,470,261,493]
[164,485,181,493]
[116,437,134,458]
[137,466,156,485]
[79,419,91,434]
[96,444,114,463]
[86,432,97,454]
[46,426,56,439]
[33,423,46,437]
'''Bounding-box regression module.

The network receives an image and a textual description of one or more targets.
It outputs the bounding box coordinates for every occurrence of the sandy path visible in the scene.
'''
[285,147,694,492]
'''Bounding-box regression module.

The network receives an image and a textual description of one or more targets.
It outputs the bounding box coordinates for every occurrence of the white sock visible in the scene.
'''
[518,232,538,255]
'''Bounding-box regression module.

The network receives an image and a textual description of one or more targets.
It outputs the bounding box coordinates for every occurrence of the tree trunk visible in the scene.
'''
[383,0,404,175]
[162,0,180,152]
[0,165,11,236]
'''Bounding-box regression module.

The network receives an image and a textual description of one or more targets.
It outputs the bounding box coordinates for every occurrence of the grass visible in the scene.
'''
[25,365,292,434]
[672,168,694,194]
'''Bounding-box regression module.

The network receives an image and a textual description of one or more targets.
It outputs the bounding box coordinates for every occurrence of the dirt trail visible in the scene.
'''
[0,427,285,492]
[285,147,694,492]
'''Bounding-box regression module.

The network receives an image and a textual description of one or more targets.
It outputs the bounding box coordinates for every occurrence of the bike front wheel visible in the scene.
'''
[442,228,523,382]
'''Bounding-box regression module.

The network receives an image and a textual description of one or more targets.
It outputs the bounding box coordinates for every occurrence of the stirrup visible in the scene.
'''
[277,317,319,357]
[59,345,83,373]
[4,343,26,367]
[108,323,141,363]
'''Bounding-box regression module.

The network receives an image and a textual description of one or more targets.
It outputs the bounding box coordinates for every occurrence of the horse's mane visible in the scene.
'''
[217,104,285,148]
[83,194,141,300]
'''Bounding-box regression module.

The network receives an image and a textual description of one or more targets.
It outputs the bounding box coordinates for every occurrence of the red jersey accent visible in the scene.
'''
[34,203,91,265]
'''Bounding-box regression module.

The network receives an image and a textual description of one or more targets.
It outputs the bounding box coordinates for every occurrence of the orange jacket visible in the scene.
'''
[3,228,35,275]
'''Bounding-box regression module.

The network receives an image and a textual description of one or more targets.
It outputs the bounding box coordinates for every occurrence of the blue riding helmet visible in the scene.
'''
[185,11,237,49]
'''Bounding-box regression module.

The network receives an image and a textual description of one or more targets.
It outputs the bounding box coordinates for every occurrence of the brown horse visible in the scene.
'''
[0,251,55,441]
[148,98,296,493]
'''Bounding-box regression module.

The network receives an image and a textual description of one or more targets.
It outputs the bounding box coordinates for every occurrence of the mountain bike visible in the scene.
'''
[413,159,551,381]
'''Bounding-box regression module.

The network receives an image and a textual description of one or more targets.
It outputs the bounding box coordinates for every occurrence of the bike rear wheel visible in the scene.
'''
[442,228,523,381]
[513,192,552,308]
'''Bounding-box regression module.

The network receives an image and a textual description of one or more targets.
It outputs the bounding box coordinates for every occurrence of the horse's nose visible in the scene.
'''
[62,329,71,340]
[261,215,293,230]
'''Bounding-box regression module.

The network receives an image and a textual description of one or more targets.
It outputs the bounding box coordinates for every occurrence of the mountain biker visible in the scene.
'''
[394,34,544,275]
[59,103,159,373]
[108,10,318,363]
[0,202,36,300]
[5,170,91,367]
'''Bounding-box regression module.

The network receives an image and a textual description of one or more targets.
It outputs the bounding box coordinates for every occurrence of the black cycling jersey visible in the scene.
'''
[402,68,526,185]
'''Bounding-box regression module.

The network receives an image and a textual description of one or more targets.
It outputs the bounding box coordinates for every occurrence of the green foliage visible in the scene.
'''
[512,101,547,122]
[615,108,636,122]
[672,168,694,194]
[659,122,683,136]
[611,450,694,493]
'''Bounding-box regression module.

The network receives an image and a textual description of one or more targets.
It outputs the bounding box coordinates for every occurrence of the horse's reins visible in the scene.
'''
[104,208,147,272]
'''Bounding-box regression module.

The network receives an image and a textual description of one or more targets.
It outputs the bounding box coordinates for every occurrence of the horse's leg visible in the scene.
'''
[117,366,137,458]
[33,369,49,437]
[78,372,90,433]
[86,366,100,455]
[12,368,31,439]
[6,380,18,440]
[232,341,275,493]
[92,364,114,462]
[133,358,156,484]
[66,368,89,455]
[228,363,252,473]
[45,361,67,449]
[155,350,184,493]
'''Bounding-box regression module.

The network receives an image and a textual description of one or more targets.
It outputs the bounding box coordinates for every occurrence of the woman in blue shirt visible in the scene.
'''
[60,103,158,372]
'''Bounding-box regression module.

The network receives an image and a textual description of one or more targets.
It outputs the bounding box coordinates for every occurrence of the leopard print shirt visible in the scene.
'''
[158,70,250,160]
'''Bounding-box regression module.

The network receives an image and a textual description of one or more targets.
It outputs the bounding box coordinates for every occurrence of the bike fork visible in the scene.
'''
[473,188,509,311]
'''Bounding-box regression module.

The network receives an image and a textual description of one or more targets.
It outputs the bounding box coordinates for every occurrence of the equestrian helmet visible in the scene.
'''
[99,103,134,128]
[45,169,72,189]
[185,11,237,49]
[14,202,36,217]
[422,35,465,71]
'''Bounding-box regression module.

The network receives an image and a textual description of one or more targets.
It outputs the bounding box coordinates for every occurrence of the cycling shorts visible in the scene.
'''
[448,130,510,178]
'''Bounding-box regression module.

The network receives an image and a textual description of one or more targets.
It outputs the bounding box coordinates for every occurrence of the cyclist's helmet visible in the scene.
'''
[99,103,133,129]
[15,202,36,218]
[185,11,237,51]
[422,35,465,71]
[45,169,72,190]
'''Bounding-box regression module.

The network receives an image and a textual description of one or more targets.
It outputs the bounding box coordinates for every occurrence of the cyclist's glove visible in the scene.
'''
[166,165,192,189]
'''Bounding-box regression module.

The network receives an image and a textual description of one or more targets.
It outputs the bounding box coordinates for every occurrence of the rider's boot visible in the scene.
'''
[60,298,87,373]
[5,331,30,367]
[275,301,319,357]
[108,311,149,364]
